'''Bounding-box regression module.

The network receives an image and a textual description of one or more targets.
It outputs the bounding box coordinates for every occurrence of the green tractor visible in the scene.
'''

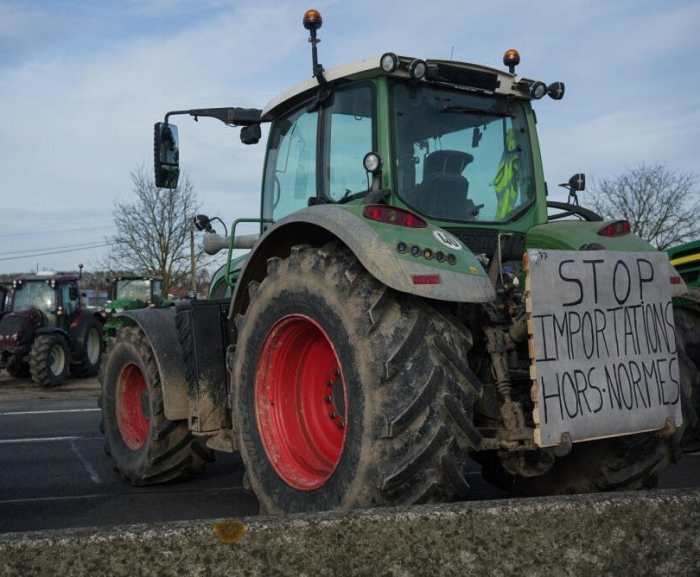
[668,240,700,290]
[99,10,698,514]
[101,275,169,340]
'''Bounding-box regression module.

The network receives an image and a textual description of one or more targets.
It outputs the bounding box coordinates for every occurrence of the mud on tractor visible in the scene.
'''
[0,269,104,386]
[99,10,698,514]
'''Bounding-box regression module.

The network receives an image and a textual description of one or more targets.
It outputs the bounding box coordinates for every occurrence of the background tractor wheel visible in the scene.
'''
[233,243,482,514]
[99,325,212,485]
[30,333,70,387]
[71,316,105,378]
[674,303,700,453]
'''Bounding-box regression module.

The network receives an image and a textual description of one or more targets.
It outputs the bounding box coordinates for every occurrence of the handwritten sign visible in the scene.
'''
[526,250,682,447]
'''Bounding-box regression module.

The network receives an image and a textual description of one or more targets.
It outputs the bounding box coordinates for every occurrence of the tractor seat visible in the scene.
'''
[413,150,475,220]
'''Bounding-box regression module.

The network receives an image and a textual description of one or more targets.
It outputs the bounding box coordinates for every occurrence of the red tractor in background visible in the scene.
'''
[0,268,104,386]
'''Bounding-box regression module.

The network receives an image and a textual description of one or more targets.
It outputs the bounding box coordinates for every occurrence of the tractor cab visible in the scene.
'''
[154,14,567,274]
[9,273,81,331]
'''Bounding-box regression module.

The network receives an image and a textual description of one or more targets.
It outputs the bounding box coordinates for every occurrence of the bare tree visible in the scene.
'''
[587,162,700,250]
[108,167,204,295]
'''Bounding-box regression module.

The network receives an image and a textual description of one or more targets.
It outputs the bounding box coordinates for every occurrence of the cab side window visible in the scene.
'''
[60,283,78,317]
[321,84,375,202]
[263,108,318,223]
[262,82,376,223]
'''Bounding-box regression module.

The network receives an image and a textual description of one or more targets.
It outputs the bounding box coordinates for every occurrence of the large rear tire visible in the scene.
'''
[674,302,700,452]
[232,243,482,514]
[71,316,104,378]
[30,333,70,387]
[99,325,212,485]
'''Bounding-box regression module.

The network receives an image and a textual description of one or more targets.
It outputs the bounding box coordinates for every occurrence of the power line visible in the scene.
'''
[0,242,111,262]
[0,240,112,257]
[0,225,116,238]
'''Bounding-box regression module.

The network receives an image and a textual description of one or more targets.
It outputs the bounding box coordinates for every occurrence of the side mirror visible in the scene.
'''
[558,173,586,206]
[154,122,180,189]
[567,173,585,192]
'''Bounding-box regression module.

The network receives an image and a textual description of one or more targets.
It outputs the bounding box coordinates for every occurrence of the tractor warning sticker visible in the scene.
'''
[433,230,462,250]
[525,249,682,447]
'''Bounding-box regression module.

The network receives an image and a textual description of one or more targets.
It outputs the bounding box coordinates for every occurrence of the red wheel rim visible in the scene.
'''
[115,362,149,450]
[255,315,347,490]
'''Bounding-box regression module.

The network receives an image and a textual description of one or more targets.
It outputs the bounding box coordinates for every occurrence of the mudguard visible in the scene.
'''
[67,309,103,354]
[36,327,69,337]
[116,308,188,420]
[230,204,496,317]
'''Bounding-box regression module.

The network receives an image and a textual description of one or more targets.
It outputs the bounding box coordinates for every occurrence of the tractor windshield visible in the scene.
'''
[12,281,55,315]
[116,279,152,302]
[392,82,534,223]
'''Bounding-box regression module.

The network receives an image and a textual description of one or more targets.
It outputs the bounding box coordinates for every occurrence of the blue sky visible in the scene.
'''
[1,0,699,274]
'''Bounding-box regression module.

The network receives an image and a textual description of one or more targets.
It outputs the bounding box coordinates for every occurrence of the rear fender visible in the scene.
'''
[230,205,495,318]
[116,308,188,420]
[67,309,103,354]
[35,326,69,338]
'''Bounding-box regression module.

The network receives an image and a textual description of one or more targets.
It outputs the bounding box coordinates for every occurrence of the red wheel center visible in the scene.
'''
[115,363,149,450]
[255,315,347,490]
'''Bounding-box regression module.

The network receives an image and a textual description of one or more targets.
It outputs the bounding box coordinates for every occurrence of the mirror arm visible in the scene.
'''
[164,107,262,127]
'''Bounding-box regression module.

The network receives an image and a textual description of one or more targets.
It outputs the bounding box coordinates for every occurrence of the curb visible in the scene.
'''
[1,489,699,576]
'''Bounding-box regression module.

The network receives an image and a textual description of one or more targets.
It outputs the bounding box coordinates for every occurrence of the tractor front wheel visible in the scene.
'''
[99,325,212,485]
[233,243,482,514]
[30,333,70,387]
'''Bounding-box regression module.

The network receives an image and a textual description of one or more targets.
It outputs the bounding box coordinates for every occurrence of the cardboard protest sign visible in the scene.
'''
[526,250,682,447]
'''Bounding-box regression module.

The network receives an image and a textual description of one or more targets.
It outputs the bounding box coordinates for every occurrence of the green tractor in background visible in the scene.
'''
[99,10,699,514]
[668,240,700,290]
[101,276,169,341]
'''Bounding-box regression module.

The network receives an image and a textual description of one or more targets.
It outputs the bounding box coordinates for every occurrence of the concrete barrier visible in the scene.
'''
[1,489,699,576]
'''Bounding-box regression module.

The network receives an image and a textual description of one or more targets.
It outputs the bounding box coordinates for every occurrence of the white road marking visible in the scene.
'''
[0,408,100,416]
[0,436,84,444]
[70,439,102,484]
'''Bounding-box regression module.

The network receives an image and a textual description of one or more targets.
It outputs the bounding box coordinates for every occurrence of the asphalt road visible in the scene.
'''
[1,372,698,535]
[0,373,260,534]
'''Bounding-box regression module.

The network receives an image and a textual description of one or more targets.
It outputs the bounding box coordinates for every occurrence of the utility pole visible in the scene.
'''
[190,219,196,292]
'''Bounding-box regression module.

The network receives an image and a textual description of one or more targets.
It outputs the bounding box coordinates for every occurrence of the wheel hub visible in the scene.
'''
[255,315,347,490]
[115,363,150,451]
